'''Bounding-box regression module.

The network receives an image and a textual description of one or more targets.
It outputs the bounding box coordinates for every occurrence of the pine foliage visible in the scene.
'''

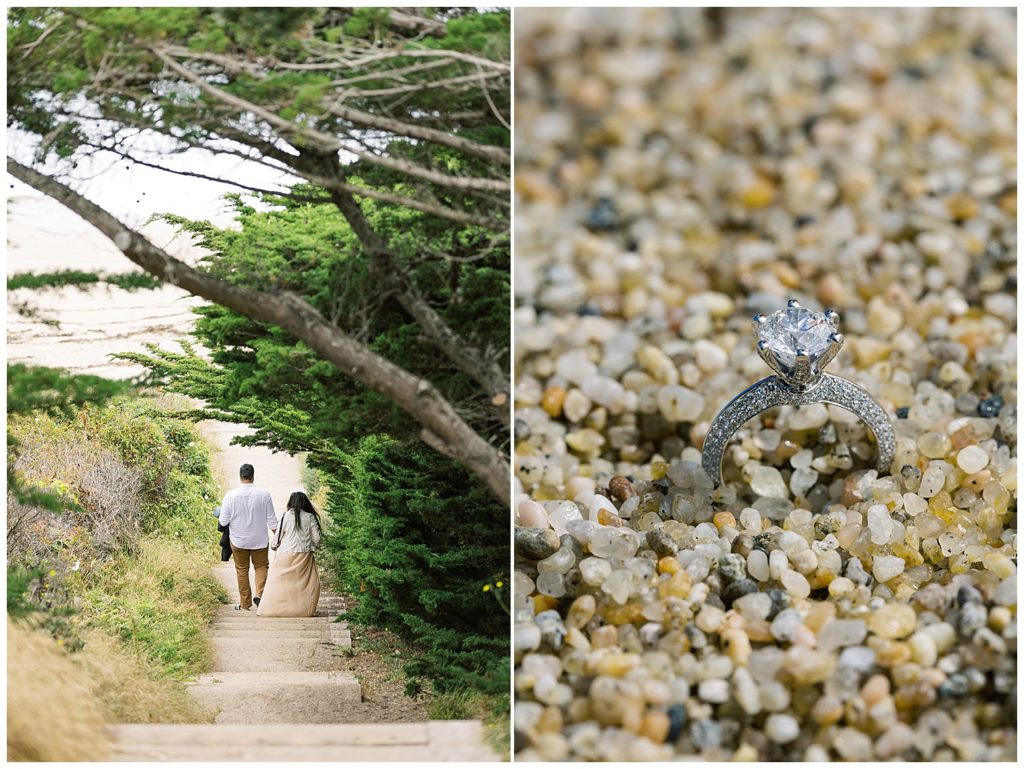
[325,435,508,693]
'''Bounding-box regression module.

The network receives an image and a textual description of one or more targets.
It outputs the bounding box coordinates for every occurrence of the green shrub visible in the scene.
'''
[324,435,508,694]
[7,396,225,689]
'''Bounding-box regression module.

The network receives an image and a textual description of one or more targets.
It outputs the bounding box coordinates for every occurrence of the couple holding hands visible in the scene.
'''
[216,463,322,616]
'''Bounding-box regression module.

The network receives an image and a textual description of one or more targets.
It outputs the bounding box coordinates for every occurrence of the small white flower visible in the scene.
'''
[71,560,80,572]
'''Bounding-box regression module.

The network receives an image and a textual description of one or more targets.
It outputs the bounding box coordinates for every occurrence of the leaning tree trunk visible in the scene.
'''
[8,159,510,506]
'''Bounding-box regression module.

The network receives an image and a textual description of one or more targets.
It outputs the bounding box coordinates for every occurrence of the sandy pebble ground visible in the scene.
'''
[513,8,1016,762]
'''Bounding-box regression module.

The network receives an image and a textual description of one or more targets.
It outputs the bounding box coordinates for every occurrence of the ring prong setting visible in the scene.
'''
[753,302,840,390]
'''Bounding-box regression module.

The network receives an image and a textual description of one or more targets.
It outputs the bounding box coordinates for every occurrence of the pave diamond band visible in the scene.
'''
[701,373,897,486]
[701,300,896,487]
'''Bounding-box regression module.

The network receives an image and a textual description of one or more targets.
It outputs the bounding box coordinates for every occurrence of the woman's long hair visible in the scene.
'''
[286,491,321,532]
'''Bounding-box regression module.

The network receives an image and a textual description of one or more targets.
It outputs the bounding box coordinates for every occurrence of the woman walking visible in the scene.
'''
[257,491,322,617]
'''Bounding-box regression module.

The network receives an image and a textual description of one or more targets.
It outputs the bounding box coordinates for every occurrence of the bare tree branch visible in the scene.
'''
[152,48,510,194]
[325,186,510,422]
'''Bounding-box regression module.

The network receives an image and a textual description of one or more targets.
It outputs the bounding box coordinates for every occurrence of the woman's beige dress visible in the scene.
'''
[257,510,321,617]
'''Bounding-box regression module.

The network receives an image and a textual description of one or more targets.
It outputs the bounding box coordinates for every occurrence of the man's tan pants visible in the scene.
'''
[230,543,269,610]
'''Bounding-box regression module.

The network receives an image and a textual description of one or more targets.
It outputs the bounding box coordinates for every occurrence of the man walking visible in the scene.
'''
[218,464,278,611]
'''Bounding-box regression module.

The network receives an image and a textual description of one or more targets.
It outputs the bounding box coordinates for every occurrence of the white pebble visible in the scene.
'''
[817,619,867,652]
[867,504,894,545]
[902,493,927,516]
[734,591,773,621]
[770,608,803,642]
[656,384,704,422]
[908,631,938,667]
[732,667,761,714]
[694,339,728,372]
[872,555,905,583]
[764,713,800,744]
[739,508,763,531]
[697,678,730,703]
[791,449,814,469]
[562,388,592,422]
[780,569,811,599]
[956,445,989,474]
[788,403,829,431]
[750,466,788,498]
[919,463,946,498]
[769,550,789,580]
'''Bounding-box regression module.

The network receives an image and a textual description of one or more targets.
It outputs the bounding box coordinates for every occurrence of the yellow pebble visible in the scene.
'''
[566,594,596,629]
[638,710,671,743]
[658,556,681,575]
[721,627,752,666]
[741,618,775,643]
[946,193,978,221]
[999,190,1016,216]
[860,673,890,705]
[713,511,737,530]
[565,627,591,651]
[541,385,566,417]
[537,705,564,733]
[590,625,619,649]
[810,694,844,726]
[988,607,1012,633]
[738,176,775,208]
[659,570,692,599]
[604,602,646,626]
[982,551,1016,579]
[828,576,855,598]
[868,638,912,667]
[593,653,641,677]
[803,600,837,632]
[533,594,559,614]
[732,743,760,761]
[597,507,624,527]
[949,553,970,574]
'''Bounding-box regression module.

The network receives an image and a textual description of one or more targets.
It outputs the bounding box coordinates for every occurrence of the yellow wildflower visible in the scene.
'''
[482,584,492,592]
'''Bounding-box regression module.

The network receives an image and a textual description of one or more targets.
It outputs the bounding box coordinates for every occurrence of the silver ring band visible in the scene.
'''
[702,372,896,487]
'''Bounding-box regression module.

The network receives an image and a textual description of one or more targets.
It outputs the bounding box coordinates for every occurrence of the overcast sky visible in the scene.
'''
[7,126,302,233]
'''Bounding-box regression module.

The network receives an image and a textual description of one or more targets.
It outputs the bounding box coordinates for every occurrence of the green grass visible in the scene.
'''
[427,688,510,757]
[86,537,226,680]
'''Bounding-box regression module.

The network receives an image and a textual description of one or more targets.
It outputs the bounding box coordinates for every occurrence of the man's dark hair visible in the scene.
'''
[239,464,255,481]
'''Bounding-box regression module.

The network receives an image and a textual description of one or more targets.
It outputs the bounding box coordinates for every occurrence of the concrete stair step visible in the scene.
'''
[215,630,331,639]
[211,619,338,628]
[211,639,349,672]
[213,613,336,623]
[107,722,499,761]
[186,672,361,722]
[191,671,356,686]
[214,606,344,617]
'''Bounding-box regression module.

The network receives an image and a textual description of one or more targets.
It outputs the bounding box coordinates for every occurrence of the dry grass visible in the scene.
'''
[73,629,214,724]
[7,622,110,761]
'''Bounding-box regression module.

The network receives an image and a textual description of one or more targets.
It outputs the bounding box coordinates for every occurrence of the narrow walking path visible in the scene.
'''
[108,423,499,761]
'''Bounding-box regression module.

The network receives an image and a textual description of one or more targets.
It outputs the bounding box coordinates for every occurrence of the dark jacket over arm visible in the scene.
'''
[218,522,232,562]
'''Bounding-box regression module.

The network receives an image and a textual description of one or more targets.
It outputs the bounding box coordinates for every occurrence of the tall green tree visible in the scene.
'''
[7,7,510,502]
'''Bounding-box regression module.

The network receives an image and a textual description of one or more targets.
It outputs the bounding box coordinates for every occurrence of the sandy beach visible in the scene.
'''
[7,193,303,507]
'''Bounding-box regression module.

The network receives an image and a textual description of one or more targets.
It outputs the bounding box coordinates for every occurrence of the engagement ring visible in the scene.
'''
[702,300,896,487]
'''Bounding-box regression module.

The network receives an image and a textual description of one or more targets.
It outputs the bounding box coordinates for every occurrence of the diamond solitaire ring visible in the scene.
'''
[702,300,896,487]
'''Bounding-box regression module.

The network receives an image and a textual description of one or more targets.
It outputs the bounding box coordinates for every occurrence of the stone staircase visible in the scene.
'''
[107,560,499,761]
[107,722,494,761]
